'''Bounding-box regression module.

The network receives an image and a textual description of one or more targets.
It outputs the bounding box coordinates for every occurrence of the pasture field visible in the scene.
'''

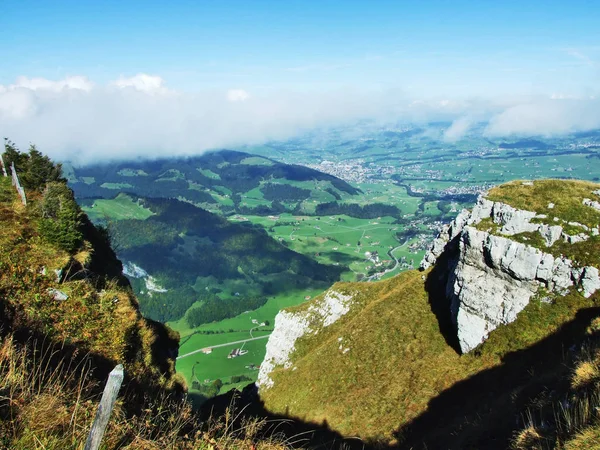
[81,193,154,222]
[170,287,325,395]
[100,182,133,190]
[240,156,274,166]
[233,213,405,277]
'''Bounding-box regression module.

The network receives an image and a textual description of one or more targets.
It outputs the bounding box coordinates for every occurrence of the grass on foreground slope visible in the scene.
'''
[260,179,600,447]
[0,332,291,450]
[512,318,600,450]
[0,175,293,449]
[0,176,174,384]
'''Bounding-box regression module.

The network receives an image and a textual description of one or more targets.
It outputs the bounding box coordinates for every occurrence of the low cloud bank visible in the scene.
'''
[485,97,600,137]
[0,74,598,164]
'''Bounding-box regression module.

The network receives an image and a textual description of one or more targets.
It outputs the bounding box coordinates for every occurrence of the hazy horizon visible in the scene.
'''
[1,0,599,163]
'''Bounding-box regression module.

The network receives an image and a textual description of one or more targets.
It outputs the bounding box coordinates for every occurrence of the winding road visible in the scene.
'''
[365,240,408,281]
[176,334,271,360]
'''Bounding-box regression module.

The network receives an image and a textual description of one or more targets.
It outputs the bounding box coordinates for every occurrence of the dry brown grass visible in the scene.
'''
[571,360,600,389]
[563,426,600,449]
[0,333,292,450]
[512,425,545,450]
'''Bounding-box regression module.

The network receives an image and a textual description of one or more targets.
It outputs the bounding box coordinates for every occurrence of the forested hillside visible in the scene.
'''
[108,196,344,323]
[67,150,365,217]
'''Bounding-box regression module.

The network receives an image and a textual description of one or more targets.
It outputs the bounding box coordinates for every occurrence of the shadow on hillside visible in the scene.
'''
[197,387,378,450]
[392,306,600,449]
[0,295,184,416]
[199,307,600,449]
[423,236,462,354]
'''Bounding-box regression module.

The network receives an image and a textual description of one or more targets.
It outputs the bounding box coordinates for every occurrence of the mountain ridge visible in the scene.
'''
[67,149,363,218]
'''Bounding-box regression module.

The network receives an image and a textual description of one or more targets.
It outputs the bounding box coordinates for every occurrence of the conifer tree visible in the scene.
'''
[2,138,28,170]
[21,144,64,191]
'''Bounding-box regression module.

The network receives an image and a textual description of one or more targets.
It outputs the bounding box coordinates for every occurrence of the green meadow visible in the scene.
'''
[232,213,412,279]
[170,287,325,394]
[81,193,154,222]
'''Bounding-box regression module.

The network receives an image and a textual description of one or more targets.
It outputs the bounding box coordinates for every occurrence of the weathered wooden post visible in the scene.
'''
[10,163,26,206]
[10,163,17,187]
[84,364,124,450]
[0,155,7,177]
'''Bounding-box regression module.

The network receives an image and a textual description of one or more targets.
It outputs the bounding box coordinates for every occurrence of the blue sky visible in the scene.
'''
[2,0,598,96]
[0,1,599,162]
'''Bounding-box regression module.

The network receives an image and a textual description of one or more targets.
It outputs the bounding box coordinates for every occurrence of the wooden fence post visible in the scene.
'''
[84,364,124,450]
[10,162,26,206]
[0,155,6,177]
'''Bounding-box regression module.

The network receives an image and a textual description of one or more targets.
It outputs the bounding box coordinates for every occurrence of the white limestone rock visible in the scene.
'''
[468,196,494,224]
[449,227,543,353]
[581,266,600,298]
[257,290,354,390]
[539,224,563,247]
[310,290,354,327]
[536,253,555,283]
[122,261,149,278]
[421,191,599,353]
[257,311,311,389]
[491,203,538,235]
[568,221,589,231]
[551,257,575,292]
[452,264,535,352]
[562,232,589,244]
[420,197,491,270]
[421,196,560,269]
[447,224,600,353]
[583,198,600,212]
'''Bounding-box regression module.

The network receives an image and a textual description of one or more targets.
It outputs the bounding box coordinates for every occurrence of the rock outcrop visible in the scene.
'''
[422,193,600,353]
[258,290,354,390]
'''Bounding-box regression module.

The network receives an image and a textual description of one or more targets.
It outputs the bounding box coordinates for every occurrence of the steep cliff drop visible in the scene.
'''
[421,187,600,353]
[256,179,600,447]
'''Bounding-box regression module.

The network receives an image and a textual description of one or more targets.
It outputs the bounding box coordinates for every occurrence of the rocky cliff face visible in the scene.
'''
[257,289,354,390]
[421,189,600,353]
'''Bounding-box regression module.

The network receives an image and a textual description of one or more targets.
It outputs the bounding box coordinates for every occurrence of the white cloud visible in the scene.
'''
[226,89,250,102]
[1,74,599,165]
[485,97,600,137]
[444,116,476,141]
[0,75,408,164]
[11,75,94,92]
[110,74,167,93]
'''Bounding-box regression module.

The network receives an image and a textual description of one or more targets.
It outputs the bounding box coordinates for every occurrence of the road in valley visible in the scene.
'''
[176,334,271,360]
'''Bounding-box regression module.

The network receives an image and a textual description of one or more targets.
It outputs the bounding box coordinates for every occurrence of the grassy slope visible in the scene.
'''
[82,192,154,222]
[260,179,600,446]
[0,177,180,387]
[0,175,291,449]
[487,179,600,228]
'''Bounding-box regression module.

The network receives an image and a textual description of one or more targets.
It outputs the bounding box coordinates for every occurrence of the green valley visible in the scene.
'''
[66,129,600,404]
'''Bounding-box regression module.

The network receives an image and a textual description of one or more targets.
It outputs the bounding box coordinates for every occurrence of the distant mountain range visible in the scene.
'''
[66,150,361,217]
[107,196,343,323]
